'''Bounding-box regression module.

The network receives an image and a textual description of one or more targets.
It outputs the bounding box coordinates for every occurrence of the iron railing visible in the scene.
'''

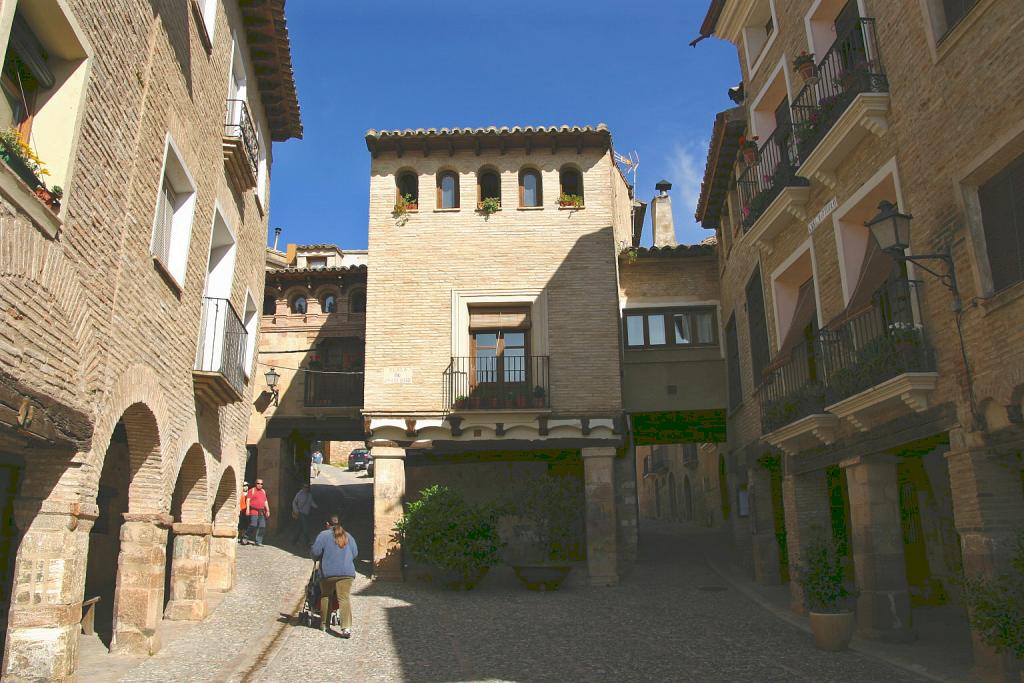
[737,122,808,230]
[790,18,887,162]
[304,371,364,407]
[444,355,550,410]
[224,99,259,178]
[195,297,247,397]
[758,279,934,434]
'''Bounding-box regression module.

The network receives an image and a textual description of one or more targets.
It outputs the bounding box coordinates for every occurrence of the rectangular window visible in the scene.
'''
[625,307,718,348]
[306,257,327,269]
[940,0,978,38]
[150,136,197,287]
[978,152,1024,293]
[745,268,771,385]
[725,315,742,410]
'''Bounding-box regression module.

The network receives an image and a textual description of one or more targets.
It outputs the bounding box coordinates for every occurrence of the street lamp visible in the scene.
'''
[865,200,961,311]
[264,367,280,405]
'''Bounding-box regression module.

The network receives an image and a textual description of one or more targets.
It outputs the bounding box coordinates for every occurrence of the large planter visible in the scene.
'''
[513,564,572,592]
[0,150,41,189]
[809,611,855,651]
[797,62,816,82]
[438,566,489,591]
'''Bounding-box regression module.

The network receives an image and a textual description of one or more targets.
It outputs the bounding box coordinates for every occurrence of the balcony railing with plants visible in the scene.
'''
[304,370,364,407]
[737,123,808,230]
[444,355,550,410]
[224,99,259,178]
[195,297,247,397]
[790,18,887,161]
[758,279,935,434]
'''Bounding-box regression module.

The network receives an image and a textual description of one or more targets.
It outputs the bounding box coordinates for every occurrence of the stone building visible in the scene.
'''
[694,0,1024,679]
[362,126,728,585]
[0,1,300,680]
[247,242,367,533]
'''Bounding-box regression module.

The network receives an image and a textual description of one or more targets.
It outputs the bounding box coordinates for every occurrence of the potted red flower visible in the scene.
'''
[532,385,546,408]
[793,51,816,83]
[738,135,759,165]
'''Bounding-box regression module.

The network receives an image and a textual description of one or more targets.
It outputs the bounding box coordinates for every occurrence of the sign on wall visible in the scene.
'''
[383,367,413,385]
[807,197,838,234]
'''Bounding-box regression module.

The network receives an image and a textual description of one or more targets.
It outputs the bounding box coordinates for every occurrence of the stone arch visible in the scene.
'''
[170,444,210,524]
[283,285,309,314]
[211,466,238,526]
[120,403,166,514]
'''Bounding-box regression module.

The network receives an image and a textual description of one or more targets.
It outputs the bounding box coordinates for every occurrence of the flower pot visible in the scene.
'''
[533,397,545,408]
[469,397,481,409]
[0,151,41,190]
[808,611,855,651]
[797,62,816,82]
[742,147,757,165]
[515,395,528,409]
[438,566,489,591]
[488,397,499,408]
[453,399,467,410]
[513,564,572,592]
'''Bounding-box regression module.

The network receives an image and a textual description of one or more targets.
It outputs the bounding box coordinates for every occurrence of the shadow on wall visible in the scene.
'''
[148,1,192,99]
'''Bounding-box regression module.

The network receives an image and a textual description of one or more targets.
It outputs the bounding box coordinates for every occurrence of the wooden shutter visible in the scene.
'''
[979,153,1024,293]
[746,268,771,384]
[152,178,174,266]
[469,307,530,331]
[725,315,742,410]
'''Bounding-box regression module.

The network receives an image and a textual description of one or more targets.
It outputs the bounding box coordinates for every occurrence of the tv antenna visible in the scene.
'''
[615,150,641,249]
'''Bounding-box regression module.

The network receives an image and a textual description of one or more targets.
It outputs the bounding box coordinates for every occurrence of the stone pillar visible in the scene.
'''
[163,523,210,621]
[748,465,782,585]
[3,499,94,683]
[371,446,405,581]
[207,523,237,592]
[841,455,913,642]
[582,447,618,586]
[945,428,1024,682]
[110,513,172,655]
[782,467,830,614]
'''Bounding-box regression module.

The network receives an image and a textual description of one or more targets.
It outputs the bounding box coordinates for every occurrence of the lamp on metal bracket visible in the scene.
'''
[264,367,280,406]
[865,200,961,312]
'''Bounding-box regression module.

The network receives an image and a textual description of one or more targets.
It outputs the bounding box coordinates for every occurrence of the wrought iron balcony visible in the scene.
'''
[304,370,364,407]
[194,297,247,405]
[223,99,258,191]
[759,279,935,435]
[790,18,888,163]
[737,123,809,231]
[444,355,550,410]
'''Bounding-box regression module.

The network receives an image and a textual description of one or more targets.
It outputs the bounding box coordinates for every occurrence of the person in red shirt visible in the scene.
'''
[244,479,271,546]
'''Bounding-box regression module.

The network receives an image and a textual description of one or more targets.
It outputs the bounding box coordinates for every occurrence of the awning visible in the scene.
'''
[468,306,530,331]
[775,278,818,360]
[828,239,898,327]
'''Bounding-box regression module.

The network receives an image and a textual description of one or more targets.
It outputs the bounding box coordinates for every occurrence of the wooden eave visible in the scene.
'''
[695,107,746,229]
[238,0,302,142]
[365,126,612,159]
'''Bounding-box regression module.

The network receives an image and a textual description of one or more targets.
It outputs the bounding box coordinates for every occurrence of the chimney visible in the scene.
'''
[651,180,677,247]
[272,226,282,250]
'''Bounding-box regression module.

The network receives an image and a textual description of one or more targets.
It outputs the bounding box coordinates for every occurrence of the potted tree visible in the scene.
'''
[793,51,816,83]
[453,395,468,410]
[394,485,502,590]
[532,385,546,408]
[962,532,1024,681]
[514,388,528,409]
[505,474,584,591]
[793,532,857,651]
[738,135,759,165]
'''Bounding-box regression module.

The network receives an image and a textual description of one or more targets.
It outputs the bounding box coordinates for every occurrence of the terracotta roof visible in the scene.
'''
[693,0,726,44]
[365,124,612,157]
[295,244,367,252]
[238,0,302,141]
[268,264,367,276]
[621,243,716,260]
[695,107,746,229]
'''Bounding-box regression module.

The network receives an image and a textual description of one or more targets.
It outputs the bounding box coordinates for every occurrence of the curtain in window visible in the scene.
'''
[523,172,539,206]
[441,174,457,208]
[152,179,175,266]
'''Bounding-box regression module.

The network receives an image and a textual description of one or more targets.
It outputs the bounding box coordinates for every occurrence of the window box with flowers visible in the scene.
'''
[0,129,59,213]
[556,193,584,209]
[393,193,418,217]
[738,135,759,166]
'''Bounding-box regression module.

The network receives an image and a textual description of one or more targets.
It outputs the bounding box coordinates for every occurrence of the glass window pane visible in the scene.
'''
[503,348,526,382]
[441,174,456,208]
[696,311,715,344]
[523,172,538,206]
[475,348,497,384]
[626,316,644,346]
[648,315,666,345]
[475,332,497,349]
[674,314,691,344]
[503,331,525,348]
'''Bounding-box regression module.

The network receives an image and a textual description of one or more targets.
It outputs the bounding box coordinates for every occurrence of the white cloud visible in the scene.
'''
[666,140,708,223]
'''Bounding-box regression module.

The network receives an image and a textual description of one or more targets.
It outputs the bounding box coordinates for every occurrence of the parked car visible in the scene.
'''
[347,448,369,471]
[366,454,374,477]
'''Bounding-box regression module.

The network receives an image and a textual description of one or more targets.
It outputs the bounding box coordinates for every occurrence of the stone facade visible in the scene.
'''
[246,244,367,532]
[696,1,1024,679]
[0,1,300,680]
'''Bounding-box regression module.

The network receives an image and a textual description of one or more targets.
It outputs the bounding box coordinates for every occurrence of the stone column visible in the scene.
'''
[110,513,172,655]
[841,454,913,642]
[207,523,237,592]
[371,446,405,581]
[3,499,94,683]
[945,428,1024,682]
[747,465,782,585]
[782,467,830,614]
[163,523,210,621]
[582,447,618,586]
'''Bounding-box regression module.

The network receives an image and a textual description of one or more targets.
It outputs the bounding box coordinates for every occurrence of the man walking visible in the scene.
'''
[245,479,271,546]
[311,449,323,478]
[291,483,319,547]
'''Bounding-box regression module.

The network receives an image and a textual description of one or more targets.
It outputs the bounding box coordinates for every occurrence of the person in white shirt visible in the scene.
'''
[291,484,319,547]
[311,450,323,478]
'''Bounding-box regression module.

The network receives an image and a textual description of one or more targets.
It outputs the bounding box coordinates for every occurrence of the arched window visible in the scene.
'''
[291,295,307,314]
[437,171,459,209]
[262,295,276,315]
[396,171,418,208]
[519,168,542,207]
[349,289,367,313]
[559,167,584,205]
[322,294,337,314]
[478,169,500,208]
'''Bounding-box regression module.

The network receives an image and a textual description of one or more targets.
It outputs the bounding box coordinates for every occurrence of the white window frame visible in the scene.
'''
[769,239,822,353]
[242,290,258,378]
[917,0,996,63]
[746,58,794,141]
[741,0,780,80]
[150,134,197,288]
[203,201,236,299]
[202,0,218,42]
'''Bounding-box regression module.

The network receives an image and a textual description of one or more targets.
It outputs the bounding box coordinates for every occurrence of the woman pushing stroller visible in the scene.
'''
[311,515,358,638]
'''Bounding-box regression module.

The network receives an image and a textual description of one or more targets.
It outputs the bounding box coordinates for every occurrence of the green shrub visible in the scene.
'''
[506,474,584,563]
[793,532,855,613]
[393,485,502,585]
[962,532,1024,659]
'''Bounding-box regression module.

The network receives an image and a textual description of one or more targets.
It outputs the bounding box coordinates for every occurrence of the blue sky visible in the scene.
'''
[268,0,740,250]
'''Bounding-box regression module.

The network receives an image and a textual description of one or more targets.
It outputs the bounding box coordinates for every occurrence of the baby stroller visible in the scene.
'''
[298,562,339,628]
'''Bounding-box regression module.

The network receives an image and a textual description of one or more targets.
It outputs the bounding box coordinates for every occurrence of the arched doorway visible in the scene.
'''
[683,475,693,522]
[668,473,678,519]
[84,403,167,656]
[164,445,210,621]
